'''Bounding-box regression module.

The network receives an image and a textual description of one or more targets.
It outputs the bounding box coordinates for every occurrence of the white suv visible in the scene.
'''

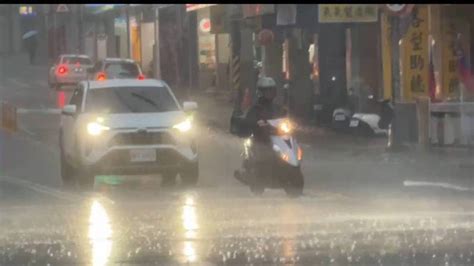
[59,79,199,189]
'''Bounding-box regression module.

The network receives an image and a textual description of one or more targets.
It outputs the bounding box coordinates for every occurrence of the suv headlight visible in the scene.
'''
[87,122,109,136]
[173,117,193,133]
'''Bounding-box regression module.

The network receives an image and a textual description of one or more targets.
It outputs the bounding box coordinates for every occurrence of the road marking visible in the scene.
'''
[0,175,84,202]
[17,108,61,114]
[404,180,473,192]
[18,125,36,137]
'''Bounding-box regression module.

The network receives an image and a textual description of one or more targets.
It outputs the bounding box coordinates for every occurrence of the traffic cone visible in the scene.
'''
[241,87,251,112]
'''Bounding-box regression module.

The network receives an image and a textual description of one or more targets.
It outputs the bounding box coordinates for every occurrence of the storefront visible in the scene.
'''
[186,4,233,91]
[195,6,217,91]
[317,4,381,114]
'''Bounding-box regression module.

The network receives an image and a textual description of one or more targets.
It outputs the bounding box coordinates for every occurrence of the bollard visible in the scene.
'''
[415,97,430,148]
[1,102,17,133]
[437,113,445,146]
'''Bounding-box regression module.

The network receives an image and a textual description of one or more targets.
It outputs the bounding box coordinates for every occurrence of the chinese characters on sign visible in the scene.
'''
[318,4,378,23]
[402,5,429,101]
[381,13,392,99]
[442,20,459,97]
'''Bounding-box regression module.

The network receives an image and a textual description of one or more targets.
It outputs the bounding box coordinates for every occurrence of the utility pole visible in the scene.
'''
[125,5,131,59]
[53,5,57,60]
[78,4,83,54]
[154,6,161,79]
[230,20,241,112]
[389,15,401,149]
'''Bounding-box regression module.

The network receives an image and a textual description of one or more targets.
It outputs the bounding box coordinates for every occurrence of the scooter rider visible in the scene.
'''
[244,77,286,142]
[242,77,287,188]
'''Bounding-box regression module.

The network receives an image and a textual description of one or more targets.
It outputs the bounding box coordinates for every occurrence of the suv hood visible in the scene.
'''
[79,111,187,130]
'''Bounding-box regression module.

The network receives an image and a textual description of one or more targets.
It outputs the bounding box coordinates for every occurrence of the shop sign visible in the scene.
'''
[318,4,378,23]
[186,4,215,12]
[380,13,392,100]
[19,5,35,16]
[401,5,429,101]
[441,17,470,98]
[442,19,459,98]
[243,4,274,18]
[199,18,211,33]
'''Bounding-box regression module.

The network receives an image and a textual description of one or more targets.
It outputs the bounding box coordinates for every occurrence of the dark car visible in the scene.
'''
[88,58,145,81]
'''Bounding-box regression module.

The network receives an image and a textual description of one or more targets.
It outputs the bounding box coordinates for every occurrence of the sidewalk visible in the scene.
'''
[189,89,474,168]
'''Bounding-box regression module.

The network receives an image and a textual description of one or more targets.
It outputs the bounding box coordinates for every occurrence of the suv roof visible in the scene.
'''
[81,79,167,90]
[100,58,136,63]
[61,54,91,59]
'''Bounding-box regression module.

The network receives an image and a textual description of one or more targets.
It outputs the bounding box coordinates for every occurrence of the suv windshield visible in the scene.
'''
[105,62,140,78]
[62,56,92,65]
[85,86,179,114]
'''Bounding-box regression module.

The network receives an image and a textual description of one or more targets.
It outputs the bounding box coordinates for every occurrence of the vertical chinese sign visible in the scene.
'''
[441,18,459,99]
[381,13,392,99]
[441,16,470,99]
[401,5,429,102]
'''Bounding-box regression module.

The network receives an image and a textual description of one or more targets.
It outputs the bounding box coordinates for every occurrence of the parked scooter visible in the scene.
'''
[332,107,353,131]
[349,95,394,137]
[232,118,304,197]
[331,88,358,131]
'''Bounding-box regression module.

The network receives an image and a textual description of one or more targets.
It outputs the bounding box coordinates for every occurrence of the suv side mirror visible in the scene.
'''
[62,105,77,116]
[183,101,198,112]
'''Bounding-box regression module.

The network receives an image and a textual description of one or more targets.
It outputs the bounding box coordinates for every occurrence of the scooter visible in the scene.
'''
[233,118,304,197]
[349,95,394,137]
[332,107,353,131]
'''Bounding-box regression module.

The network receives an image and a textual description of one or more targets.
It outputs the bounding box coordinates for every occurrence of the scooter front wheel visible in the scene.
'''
[283,167,304,197]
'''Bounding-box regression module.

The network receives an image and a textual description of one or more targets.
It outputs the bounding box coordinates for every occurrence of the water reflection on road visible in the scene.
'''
[88,199,112,266]
[181,193,199,263]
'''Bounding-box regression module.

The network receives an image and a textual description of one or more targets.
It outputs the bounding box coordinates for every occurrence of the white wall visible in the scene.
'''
[114,17,127,58]
[217,33,229,64]
[140,22,154,73]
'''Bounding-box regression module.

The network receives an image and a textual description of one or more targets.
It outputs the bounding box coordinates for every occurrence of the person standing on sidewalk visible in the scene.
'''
[26,35,38,65]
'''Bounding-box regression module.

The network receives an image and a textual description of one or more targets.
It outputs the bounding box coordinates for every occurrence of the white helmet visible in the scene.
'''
[257,77,276,88]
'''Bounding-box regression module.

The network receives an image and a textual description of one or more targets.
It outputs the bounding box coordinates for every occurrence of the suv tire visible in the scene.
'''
[180,161,199,187]
[60,149,76,189]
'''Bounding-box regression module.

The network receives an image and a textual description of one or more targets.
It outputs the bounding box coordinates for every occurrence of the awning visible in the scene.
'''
[84,4,126,15]
[186,4,215,12]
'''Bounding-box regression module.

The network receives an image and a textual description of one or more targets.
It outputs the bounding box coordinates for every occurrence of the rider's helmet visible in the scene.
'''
[256,77,276,98]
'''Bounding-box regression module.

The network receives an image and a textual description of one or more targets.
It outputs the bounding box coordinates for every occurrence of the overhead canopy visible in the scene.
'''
[84,4,126,15]
[186,4,216,12]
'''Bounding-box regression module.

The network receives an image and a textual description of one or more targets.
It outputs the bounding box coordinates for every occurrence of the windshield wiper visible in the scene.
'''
[131,92,162,111]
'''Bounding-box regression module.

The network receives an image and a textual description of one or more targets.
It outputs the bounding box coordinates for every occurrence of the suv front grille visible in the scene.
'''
[109,131,174,146]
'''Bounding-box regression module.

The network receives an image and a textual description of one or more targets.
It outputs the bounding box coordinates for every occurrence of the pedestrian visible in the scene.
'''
[27,35,37,65]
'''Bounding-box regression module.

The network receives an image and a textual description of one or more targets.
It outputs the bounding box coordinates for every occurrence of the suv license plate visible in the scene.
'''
[130,149,156,162]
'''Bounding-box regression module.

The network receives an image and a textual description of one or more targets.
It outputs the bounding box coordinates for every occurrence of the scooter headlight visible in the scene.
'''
[278,120,293,134]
